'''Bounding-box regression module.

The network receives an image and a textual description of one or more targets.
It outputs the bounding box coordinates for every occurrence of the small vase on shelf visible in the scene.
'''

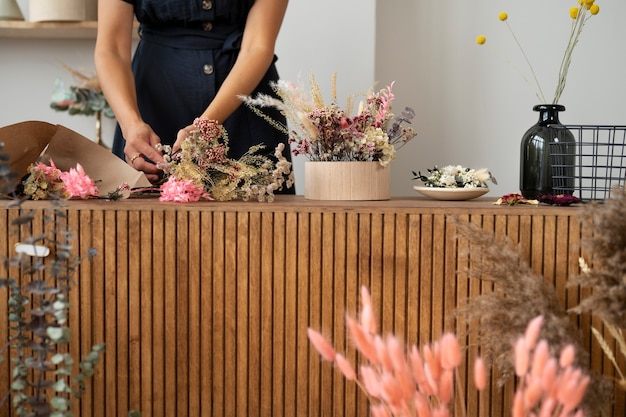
[0,0,23,20]
[519,104,576,200]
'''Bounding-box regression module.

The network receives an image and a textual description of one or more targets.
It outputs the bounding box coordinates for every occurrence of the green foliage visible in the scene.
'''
[0,143,105,416]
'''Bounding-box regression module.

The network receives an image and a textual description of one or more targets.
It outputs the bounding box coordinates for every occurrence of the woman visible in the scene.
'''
[94,0,291,185]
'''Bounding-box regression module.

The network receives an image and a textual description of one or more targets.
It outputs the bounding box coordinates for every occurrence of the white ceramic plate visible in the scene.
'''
[413,186,489,201]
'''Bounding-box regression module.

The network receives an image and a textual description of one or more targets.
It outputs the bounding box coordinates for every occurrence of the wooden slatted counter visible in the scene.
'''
[0,196,621,417]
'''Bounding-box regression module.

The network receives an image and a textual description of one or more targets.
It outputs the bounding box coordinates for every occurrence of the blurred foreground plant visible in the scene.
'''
[0,143,105,416]
[308,287,591,417]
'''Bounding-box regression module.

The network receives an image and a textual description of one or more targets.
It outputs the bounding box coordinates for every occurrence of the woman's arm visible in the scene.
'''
[175,0,289,145]
[94,0,164,180]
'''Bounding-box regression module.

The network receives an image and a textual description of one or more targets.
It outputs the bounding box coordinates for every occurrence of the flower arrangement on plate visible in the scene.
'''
[475,0,600,104]
[240,72,417,167]
[412,165,497,201]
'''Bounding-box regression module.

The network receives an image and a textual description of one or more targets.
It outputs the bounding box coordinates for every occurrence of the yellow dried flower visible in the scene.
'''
[477,1,602,104]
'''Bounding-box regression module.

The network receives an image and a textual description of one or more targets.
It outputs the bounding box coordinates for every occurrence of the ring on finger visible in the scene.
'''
[130,153,144,165]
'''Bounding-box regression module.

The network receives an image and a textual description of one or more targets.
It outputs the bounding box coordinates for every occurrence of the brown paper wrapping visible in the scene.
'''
[1,120,151,195]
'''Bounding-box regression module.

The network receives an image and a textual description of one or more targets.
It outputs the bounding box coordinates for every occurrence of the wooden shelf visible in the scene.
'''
[0,20,99,39]
[0,20,140,40]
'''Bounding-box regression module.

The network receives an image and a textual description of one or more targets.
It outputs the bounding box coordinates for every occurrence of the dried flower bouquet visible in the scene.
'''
[241,73,417,167]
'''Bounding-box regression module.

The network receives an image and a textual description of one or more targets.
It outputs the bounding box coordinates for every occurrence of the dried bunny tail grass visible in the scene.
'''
[569,186,626,328]
[452,219,612,415]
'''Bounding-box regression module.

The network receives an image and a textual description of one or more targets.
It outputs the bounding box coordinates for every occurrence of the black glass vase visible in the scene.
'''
[519,104,576,200]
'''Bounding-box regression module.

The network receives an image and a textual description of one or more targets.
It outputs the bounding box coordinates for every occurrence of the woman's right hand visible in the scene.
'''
[122,122,166,183]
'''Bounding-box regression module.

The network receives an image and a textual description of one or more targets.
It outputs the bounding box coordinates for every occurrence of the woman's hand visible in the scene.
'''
[122,122,165,183]
[172,124,197,153]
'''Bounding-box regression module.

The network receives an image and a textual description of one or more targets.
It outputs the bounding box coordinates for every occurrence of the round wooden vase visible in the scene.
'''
[29,0,97,22]
[304,161,391,200]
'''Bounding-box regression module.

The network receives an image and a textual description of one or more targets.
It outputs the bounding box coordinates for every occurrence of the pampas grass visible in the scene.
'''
[453,217,612,415]
[569,186,626,392]
[569,186,626,328]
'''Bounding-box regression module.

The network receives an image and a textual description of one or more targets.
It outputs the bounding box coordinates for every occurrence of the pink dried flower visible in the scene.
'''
[360,303,376,335]
[371,404,390,417]
[439,333,462,371]
[413,393,432,417]
[387,336,409,373]
[423,361,440,396]
[511,317,590,417]
[35,159,62,177]
[380,371,404,409]
[59,163,99,198]
[514,337,530,377]
[422,343,442,384]
[540,358,558,391]
[559,344,576,369]
[410,345,432,395]
[432,404,450,417]
[512,390,525,417]
[347,317,379,364]
[335,354,356,381]
[306,328,336,361]
[530,340,550,379]
[308,286,491,417]
[474,357,487,390]
[159,177,209,202]
[360,365,382,398]
[375,82,395,127]
[438,369,454,404]
[376,336,394,372]
[523,378,543,409]
[524,315,544,350]
[538,397,556,417]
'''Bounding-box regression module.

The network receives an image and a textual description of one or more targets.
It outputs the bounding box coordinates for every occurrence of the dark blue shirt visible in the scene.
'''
[112,0,291,168]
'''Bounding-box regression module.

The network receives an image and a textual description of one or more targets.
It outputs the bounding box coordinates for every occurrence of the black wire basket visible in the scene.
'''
[549,125,626,202]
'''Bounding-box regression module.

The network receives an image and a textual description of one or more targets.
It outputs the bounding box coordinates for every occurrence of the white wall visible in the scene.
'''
[2,0,624,197]
[0,1,117,147]
[376,0,626,196]
[275,0,376,194]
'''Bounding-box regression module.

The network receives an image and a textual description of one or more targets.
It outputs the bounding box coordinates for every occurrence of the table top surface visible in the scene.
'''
[0,195,587,216]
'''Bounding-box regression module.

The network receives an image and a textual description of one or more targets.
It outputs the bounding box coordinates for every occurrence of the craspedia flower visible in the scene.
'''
[498,12,508,21]
[476,35,486,45]
[570,6,579,19]
[590,4,600,15]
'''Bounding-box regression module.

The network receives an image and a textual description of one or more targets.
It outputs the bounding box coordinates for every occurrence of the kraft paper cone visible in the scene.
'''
[1,121,151,195]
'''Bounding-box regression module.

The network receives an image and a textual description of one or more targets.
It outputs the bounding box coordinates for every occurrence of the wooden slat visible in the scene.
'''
[151,210,165,417]
[199,211,213,417]
[139,210,153,416]
[283,212,299,417]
